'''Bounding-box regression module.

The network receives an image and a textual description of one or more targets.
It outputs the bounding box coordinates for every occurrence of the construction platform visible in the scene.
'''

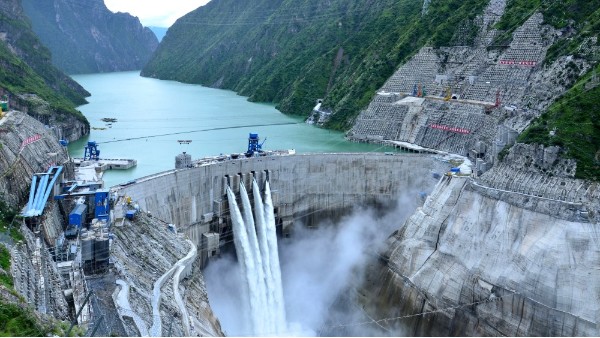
[72,158,137,170]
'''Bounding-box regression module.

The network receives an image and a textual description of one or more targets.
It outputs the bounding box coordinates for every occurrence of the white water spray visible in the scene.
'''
[264,180,287,331]
[226,186,260,332]
[239,183,268,334]
[226,180,287,335]
[252,180,277,334]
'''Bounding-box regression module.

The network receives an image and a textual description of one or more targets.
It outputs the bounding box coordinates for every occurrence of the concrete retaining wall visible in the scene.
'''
[365,176,600,336]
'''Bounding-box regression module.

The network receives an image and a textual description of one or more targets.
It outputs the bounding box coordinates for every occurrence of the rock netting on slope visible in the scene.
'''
[0,111,70,206]
[476,144,600,223]
[348,1,595,164]
[111,212,223,336]
[10,223,70,319]
[362,176,600,336]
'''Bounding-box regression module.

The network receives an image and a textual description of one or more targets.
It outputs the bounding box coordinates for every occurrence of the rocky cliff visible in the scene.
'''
[22,0,159,74]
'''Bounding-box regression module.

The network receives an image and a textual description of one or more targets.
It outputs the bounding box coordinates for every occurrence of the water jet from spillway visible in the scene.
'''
[225,179,287,335]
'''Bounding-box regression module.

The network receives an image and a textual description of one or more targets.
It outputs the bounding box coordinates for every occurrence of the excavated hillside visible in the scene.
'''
[0,111,70,207]
[110,211,223,337]
[347,0,595,163]
[0,110,76,335]
[337,0,600,335]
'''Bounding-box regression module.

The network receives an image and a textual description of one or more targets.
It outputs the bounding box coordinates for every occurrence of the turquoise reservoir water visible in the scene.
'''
[69,71,394,187]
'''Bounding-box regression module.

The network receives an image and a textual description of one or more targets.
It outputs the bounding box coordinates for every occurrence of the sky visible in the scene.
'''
[103,0,210,27]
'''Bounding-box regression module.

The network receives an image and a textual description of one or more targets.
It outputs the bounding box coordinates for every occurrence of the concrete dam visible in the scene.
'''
[109,152,449,335]
[110,149,600,336]
[113,153,446,260]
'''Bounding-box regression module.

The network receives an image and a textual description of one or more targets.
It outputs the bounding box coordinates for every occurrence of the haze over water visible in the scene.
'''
[69,71,395,187]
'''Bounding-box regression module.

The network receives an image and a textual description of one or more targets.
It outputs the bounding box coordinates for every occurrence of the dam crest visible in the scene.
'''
[112,153,446,267]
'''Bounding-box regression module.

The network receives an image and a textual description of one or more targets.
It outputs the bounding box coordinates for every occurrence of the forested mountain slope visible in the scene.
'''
[142,0,491,130]
[0,0,89,139]
[144,0,599,135]
[22,0,158,74]
[143,0,599,180]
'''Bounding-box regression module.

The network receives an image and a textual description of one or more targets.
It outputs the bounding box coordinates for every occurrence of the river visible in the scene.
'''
[69,71,395,187]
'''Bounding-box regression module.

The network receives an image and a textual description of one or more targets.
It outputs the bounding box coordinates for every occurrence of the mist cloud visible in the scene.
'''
[203,189,423,336]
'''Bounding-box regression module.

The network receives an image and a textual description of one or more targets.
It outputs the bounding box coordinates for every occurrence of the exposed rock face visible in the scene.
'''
[22,0,159,74]
[362,176,600,336]
[0,111,70,206]
[16,94,89,142]
[479,143,600,223]
[500,143,577,178]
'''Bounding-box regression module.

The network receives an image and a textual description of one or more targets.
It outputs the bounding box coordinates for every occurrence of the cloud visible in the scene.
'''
[103,0,210,27]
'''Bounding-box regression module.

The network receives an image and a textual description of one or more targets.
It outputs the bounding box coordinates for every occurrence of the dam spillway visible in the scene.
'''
[112,153,446,259]
[225,180,287,335]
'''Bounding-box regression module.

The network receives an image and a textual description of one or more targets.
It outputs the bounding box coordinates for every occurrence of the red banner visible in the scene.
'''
[429,124,470,134]
[20,134,41,149]
[499,60,537,66]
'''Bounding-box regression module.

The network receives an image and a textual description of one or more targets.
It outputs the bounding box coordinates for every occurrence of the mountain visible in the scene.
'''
[0,0,89,140]
[143,0,599,128]
[343,0,600,179]
[22,0,159,74]
[149,26,168,42]
[141,0,491,128]
[143,0,599,179]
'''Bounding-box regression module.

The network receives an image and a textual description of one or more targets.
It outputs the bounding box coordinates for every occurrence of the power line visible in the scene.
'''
[96,121,302,144]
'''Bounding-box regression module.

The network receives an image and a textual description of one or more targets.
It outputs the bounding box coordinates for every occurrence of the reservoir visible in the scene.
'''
[69,71,395,187]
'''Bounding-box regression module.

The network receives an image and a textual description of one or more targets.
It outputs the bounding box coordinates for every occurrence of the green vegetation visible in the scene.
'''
[0,201,22,243]
[0,197,16,289]
[492,0,541,45]
[143,0,488,131]
[545,5,600,64]
[0,197,15,224]
[22,0,158,74]
[0,245,12,289]
[494,0,600,64]
[0,42,84,122]
[0,302,49,336]
[518,65,600,180]
[0,9,89,124]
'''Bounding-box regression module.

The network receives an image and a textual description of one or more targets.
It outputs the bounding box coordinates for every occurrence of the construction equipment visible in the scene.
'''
[246,133,267,157]
[444,86,452,101]
[84,141,100,161]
